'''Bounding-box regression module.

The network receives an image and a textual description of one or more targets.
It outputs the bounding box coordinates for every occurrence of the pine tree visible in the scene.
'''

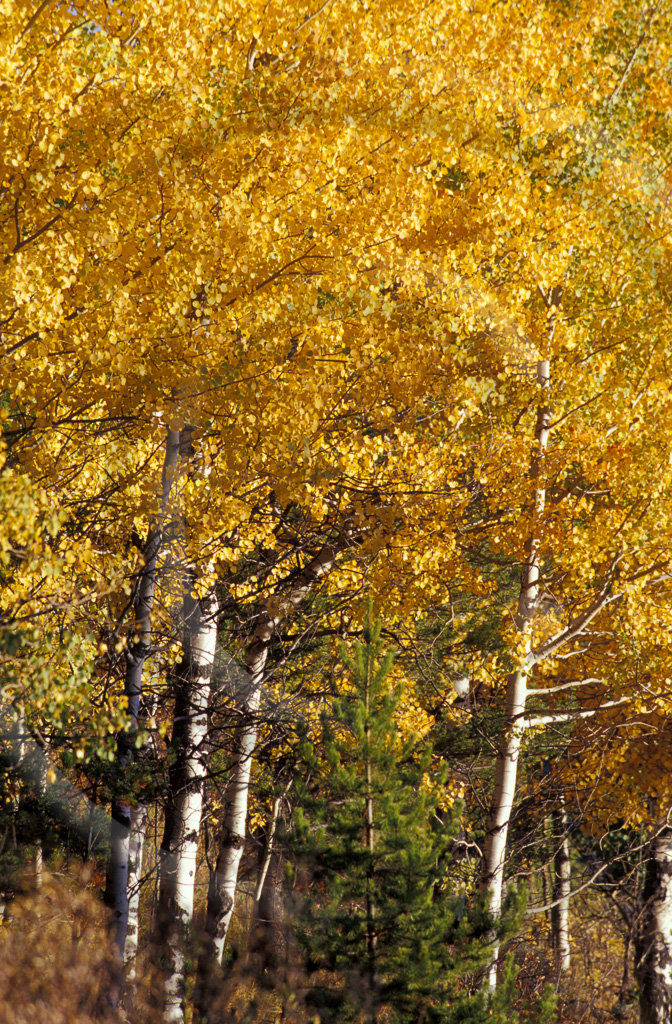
[289,601,540,1024]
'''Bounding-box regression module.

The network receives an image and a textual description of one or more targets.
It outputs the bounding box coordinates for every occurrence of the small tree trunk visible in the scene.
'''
[124,802,150,974]
[157,583,219,1024]
[635,827,672,1024]
[204,668,264,967]
[481,358,551,988]
[480,668,527,988]
[125,692,157,975]
[364,650,377,1019]
[105,427,180,957]
[107,806,133,959]
[550,803,571,976]
[195,534,353,1017]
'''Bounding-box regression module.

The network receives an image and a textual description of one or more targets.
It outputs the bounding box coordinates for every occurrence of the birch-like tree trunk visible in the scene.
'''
[477,286,632,989]
[124,802,150,976]
[364,654,377,1005]
[157,583,219,1024]
[195,533,353,1015]
[550,803,571,975]
[125,692,158,975]
[635,827,672,1024]
[105,427,180,956]
[480,356,551,987]
[205,658,262,966]
[476,286,637,990]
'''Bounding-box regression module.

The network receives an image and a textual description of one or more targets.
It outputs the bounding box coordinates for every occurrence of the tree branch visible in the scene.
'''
[529,677,605,696]
[518,696,630,728]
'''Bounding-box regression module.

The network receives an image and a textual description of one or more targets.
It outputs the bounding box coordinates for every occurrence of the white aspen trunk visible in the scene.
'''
[364,652,377,1010]
[550,803,571,975]
[125,691,157,975]
[157,583,219,1024]
[105,427,180,958]
[195,533,353,1017]
[124,802,150,974]
[207,643,265,968]
[481,357,551,988]
[107,809,133,958]
[481,670,527,988]
[34,843,43,888]
[635,828,672,1024]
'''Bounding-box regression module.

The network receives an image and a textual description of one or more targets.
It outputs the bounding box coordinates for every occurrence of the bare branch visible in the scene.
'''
[529,677,605,696]
[518,696,630,728]
[530,575,622,666]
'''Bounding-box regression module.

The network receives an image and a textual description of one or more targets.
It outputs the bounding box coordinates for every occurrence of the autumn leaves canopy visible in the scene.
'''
[3,0,672,1009]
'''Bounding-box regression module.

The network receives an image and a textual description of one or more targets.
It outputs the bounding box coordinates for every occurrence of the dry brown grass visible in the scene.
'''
[0,870,120,1024]
[0,868,163,1024]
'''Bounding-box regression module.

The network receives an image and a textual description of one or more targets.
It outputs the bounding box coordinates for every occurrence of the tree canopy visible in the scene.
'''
[3,0,672,1021]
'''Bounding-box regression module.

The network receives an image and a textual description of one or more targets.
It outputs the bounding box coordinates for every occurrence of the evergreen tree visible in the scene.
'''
[289,601,551,1024]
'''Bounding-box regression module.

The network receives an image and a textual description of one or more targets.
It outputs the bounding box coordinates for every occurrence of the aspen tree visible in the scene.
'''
[635,828,672,1024]
[4,1,672,1014]
[157,582,219,1024]
[565,645,672,1019]
[124,802,150,976]
[105,427,180,956]
[550,802,571,976]
[195,528,362,1017]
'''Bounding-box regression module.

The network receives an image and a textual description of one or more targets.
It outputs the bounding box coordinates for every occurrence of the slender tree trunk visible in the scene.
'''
[635,827,672,1024]
[125,693,157,974]
[105,427,180,957]
[124,802,150,974]
[480,669,527,987]
[157,583,219,1024]
[204,651,264,968]
[481,357,551,988]
[364,651,377,1018]
[119,802,151,1021]
[550,802,571,976]
[195,533,354,1015]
